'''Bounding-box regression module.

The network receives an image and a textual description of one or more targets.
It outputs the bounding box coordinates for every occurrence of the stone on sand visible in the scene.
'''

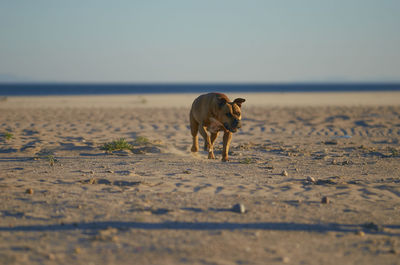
[232,203,246,213]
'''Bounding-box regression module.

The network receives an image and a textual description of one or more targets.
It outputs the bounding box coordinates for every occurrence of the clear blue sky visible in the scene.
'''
[0,0,399,83]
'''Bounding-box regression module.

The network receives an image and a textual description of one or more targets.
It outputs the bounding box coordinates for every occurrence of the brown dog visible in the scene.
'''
[190,93,245,161]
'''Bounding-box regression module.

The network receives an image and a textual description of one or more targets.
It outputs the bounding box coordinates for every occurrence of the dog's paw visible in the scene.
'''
[191,146,198,152]
[221,157,229,162]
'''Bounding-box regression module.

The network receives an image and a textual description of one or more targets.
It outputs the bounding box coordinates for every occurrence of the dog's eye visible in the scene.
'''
[226,113,233,118]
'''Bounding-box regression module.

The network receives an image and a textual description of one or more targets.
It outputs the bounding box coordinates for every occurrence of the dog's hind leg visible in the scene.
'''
[190,111,199,152]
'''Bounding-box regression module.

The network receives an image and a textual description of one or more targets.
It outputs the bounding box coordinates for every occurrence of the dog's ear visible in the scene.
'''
[208,118,225,133]
[233,98,246,107]
[217,97,227,108]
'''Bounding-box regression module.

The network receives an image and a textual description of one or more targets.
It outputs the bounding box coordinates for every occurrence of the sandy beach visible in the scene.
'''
[1,92,400,265]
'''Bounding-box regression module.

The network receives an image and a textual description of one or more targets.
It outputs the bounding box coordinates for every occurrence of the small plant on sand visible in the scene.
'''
[34,150,58,166]
[102,138,133,152]
[46,155,57,166]
[239,157,256,164]
[134,136,150,145]
[390,148,399,157]
[2,131,13,141]
[138,96,147,104]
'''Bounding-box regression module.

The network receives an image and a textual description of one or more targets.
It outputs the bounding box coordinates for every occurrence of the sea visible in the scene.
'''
[0,83,399,96]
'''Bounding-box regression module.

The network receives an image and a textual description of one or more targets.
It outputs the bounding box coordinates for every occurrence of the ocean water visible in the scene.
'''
[0,83,399,96]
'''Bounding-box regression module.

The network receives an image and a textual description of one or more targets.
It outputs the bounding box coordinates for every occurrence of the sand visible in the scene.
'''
[0,92,400,265]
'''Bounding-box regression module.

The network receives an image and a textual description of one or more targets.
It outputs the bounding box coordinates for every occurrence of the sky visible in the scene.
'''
[0,0,399,83]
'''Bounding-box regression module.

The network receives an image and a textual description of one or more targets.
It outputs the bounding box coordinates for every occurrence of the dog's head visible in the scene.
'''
[215,96,246,133]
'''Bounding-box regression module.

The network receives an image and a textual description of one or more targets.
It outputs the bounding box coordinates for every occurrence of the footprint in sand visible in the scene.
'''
[215,186,224,194]
[193,183,212,192]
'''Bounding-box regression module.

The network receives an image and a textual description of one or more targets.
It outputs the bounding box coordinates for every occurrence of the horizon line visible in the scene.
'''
[1,81,400,85]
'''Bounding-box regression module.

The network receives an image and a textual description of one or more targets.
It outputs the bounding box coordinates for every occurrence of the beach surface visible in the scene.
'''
[1,92,400,265]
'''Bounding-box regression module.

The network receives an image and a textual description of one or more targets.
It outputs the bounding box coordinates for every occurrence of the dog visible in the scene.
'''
[189,93,245,162]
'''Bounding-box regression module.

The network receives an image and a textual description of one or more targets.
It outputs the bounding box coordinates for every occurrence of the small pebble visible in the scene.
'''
[307,176,316,183]
[88,178,97,184]
[279,257,290,263]
[281,170,288,177]
[90,170,95,174]
[25,188,34,194]
[232,203,246,214]
[106,170,114,173]
[356,230,365,236]
[321,196,330,204]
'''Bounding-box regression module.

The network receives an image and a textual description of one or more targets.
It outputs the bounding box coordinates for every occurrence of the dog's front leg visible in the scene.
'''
[222,131,232,162]
[208,132,219,159]
[198,125,214,159]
